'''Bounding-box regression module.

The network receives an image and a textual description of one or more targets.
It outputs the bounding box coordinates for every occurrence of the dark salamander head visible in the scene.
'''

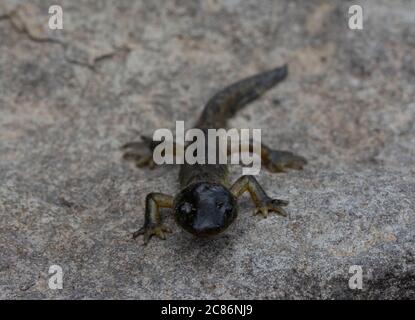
[174,182,237,237]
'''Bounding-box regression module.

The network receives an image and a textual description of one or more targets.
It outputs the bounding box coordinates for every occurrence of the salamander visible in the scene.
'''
[122,65,307,244]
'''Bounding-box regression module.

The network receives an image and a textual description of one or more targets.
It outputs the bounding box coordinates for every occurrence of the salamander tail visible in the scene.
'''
[196,64,288,128]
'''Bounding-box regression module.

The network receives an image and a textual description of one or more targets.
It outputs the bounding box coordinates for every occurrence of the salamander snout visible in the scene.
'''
[174,182,237,237]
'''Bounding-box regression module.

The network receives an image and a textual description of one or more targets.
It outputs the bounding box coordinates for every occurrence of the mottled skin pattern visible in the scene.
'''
[122,65,307,244]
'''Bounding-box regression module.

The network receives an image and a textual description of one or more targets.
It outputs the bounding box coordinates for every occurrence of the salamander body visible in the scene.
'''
[122,65,307,244]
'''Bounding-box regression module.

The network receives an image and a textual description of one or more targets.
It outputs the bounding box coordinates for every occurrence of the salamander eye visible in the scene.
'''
[216,202,224,209]
[224,205,234,217]
[180,202,193,215]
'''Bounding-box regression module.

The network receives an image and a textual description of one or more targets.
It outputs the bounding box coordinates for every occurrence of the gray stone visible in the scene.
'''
[0,0,414,299]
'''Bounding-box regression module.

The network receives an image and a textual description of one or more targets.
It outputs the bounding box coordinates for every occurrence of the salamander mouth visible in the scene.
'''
[177,217,234,237]
[189,228,223,237]
[184,219,229,237]
[173,182,237,237]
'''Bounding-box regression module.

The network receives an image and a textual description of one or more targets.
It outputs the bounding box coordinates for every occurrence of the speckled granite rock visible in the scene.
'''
[0,0,414,299]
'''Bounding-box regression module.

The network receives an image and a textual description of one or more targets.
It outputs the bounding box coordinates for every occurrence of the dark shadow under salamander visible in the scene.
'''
[122,64,307,244]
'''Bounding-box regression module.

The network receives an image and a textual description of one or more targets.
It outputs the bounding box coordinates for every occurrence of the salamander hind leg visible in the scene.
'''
[121,136,156,169]
[230,175,288,218]
[133,193,174,245]
[229,141,307,173]
[261,146,307,173]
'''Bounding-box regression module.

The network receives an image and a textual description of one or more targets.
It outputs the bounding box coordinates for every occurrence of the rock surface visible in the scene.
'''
[0,0,414,299]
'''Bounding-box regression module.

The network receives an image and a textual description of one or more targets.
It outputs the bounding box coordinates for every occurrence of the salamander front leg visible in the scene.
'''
[230,175,288,218]
[133,193,174,245]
